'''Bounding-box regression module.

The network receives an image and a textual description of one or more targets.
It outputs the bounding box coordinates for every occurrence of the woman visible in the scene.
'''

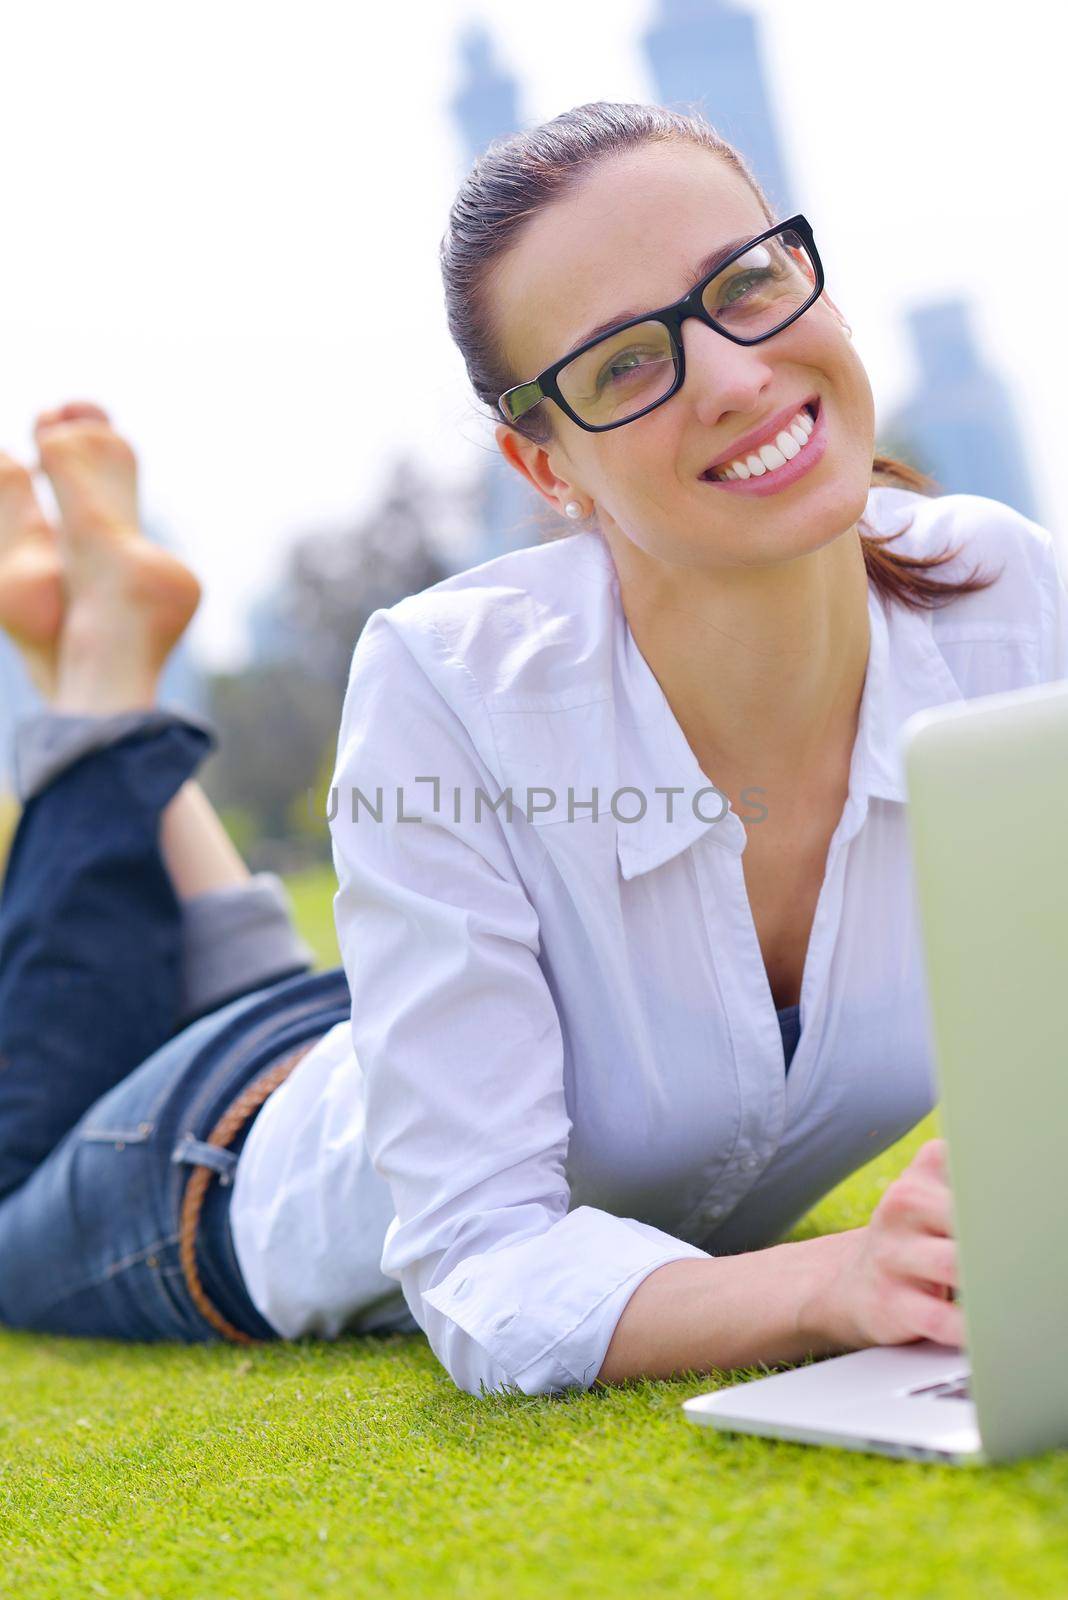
[1,102,1064,1393]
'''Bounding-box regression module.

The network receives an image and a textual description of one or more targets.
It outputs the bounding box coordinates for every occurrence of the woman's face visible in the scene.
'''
[491,142,877,573]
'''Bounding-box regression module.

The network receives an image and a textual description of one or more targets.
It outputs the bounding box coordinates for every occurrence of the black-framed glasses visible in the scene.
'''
[498,214,825,434]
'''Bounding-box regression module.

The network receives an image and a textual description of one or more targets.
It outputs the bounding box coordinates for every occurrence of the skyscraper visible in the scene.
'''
[643,0,794,216]
[449,22,522,167]
[449,23,556,565]
[886,299,1039,519]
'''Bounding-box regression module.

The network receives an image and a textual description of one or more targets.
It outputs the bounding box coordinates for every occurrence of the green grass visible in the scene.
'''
[1,865,1065,1598]
[282,863,342,970]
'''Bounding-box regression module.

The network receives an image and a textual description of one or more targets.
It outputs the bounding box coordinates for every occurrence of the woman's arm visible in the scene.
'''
[330,608,712,1396]
[597,1235,852,1382]
[599,1137,963,1382]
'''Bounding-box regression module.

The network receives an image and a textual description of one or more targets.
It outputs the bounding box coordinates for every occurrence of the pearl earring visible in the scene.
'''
[564,500,583,520]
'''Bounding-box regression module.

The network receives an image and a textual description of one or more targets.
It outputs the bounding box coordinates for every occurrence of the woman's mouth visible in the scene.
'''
[699,399,827,497]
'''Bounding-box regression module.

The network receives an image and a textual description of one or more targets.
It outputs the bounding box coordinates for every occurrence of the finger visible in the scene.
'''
[897,1284,966,1349]
[889,1232,958,1292]
[908,1173,956,1237]
[910,1138,948,1177]
[881,1170,955,1238]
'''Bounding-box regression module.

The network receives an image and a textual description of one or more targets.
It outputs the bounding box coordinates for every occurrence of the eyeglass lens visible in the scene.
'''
[556,226,818,428]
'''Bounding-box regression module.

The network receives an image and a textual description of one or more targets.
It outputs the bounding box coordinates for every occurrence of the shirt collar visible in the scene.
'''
[613,570,965,882]
[861,579,965,803]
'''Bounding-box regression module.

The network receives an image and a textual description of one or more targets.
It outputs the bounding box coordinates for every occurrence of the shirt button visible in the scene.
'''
[741,1155,759,1172]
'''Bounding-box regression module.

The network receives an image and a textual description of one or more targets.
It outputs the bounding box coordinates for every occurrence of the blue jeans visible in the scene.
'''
[0,713,350,1341]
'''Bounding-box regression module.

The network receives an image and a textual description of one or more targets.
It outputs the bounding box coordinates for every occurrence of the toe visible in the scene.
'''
[35,401,111,437]
[33,419,140,537]
[36,418,136,475]
[0,449,27,488]
[0,452,52,540]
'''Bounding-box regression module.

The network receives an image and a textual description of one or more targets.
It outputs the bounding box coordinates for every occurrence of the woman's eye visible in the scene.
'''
[722,269,768,305]
[599,349,658,387]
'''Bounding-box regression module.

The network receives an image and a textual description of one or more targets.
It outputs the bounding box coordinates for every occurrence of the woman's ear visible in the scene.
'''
[494,423,580,517]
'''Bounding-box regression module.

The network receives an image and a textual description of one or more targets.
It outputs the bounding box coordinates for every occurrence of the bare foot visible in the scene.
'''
[0,453,65,698]
[34,402,203,714]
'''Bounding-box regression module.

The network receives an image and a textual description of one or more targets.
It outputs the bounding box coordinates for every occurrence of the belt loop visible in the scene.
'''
[171,1134,239,1183]
[177,1040,319,1344]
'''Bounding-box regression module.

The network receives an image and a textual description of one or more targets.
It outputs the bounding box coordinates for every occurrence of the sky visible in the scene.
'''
[2,0,1063,668]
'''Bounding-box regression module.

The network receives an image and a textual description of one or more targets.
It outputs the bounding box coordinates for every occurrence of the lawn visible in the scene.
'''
[1,866,1065,1599]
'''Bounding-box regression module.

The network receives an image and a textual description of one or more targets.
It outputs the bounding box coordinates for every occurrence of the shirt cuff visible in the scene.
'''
[419,1205,710,1396]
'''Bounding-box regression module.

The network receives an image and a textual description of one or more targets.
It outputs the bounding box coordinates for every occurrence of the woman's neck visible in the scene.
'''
[611,526,871,797]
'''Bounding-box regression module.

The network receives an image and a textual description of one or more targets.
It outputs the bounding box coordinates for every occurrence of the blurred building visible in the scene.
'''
[643,0,794,215]
[886,300,1040,519]
[450,22,547,567]
[451,21,522,166]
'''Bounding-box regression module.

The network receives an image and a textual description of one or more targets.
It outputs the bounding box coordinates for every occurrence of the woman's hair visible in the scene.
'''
[441,100,1001,614]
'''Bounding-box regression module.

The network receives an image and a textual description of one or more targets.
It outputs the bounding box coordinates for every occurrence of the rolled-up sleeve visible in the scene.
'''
[329,608,707,1397]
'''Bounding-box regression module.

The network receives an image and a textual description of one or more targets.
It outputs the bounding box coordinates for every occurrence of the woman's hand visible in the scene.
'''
[805,1138,965,1352]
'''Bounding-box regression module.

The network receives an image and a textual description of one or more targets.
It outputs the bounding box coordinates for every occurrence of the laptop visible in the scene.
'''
[683,677,1068,1464]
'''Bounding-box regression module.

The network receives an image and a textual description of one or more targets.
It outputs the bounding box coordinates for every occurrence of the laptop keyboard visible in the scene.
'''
[907,1375,972,1402]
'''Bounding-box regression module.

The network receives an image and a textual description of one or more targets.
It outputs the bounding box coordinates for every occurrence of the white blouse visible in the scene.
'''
[230,487,1068,1395]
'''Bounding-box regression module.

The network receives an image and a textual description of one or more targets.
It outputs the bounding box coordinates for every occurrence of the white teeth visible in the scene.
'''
[710,405,816,482]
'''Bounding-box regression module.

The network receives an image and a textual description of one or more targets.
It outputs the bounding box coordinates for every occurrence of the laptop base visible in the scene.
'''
[682,1341,984,1464]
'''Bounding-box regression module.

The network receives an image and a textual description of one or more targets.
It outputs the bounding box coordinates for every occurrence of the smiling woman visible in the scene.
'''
[445,102,999,617]
[304,102,1062,1394]
[0,103,1064,1401]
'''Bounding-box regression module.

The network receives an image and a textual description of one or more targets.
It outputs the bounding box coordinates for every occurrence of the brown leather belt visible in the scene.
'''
[177,1039,318,1344]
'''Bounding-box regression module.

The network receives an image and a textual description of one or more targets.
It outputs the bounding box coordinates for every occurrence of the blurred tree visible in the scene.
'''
[275,456,451,699]
[201,455,454,869]
[286,739,338,858]
[200,660,340,871]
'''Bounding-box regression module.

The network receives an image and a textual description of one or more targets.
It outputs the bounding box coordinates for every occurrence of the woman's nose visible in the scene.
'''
[680,316,776,428]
